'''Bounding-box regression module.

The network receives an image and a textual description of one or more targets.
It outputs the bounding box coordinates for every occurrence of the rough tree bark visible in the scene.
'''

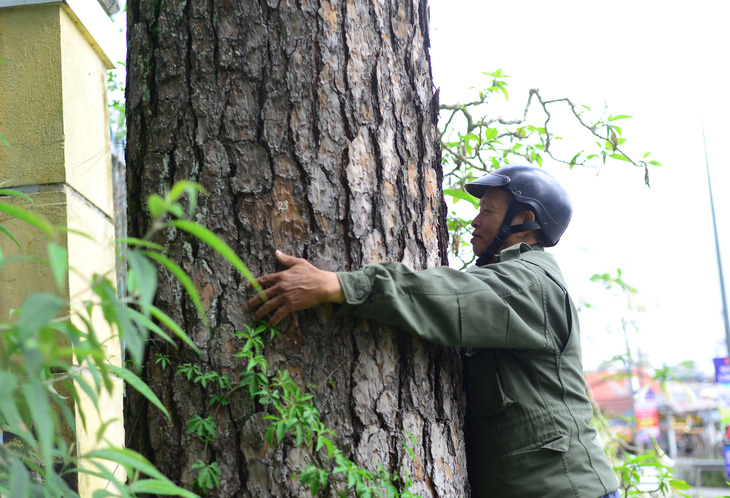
[125,0,468,496]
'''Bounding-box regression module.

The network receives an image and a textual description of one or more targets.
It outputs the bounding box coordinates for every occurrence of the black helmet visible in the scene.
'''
[465,165,572,266]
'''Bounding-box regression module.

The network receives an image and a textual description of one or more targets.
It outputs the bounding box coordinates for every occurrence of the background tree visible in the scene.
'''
[125,0,468,496]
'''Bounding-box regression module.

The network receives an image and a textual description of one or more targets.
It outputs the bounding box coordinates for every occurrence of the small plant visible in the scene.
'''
[178,322,421,496]
[0,180,264,496]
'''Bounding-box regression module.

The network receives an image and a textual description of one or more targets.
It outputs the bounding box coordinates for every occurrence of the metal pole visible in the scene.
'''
[702,125,730,356]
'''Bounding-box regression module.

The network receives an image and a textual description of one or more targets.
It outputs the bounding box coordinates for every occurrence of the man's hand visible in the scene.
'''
[246,250,345,326]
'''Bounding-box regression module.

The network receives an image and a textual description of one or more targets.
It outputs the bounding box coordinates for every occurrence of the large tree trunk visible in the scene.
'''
[125,0,468,496]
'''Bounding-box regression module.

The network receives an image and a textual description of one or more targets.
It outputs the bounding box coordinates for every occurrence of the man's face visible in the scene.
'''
[470,188,510,257]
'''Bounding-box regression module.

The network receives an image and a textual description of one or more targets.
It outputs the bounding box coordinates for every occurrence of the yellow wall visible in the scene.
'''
[0,3,122,496]
[60,5,115,216]
[0,5,66,186]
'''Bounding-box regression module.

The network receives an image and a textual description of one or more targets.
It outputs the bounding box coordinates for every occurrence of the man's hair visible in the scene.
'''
[511,196,548,246]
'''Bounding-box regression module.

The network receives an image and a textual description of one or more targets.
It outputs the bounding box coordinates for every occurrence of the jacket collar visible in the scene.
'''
[493,242,544,263]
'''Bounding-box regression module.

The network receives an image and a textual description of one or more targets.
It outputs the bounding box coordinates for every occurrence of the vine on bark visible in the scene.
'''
[176,321,421,497]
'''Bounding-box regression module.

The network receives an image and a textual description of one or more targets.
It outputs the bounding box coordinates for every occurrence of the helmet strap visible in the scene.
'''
[475,200,541,267]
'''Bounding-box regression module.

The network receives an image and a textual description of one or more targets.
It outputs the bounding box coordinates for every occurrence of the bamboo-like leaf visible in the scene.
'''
[169,220,260,291]
[18,293,65,342]
[0,132,10,148]
[128,479,200,497]
[144,250,209,328]
[0,203,54,237]
[85,447,170,482]
[9,457,30,497]
[54,225,95,240]
[149,305,201,355]
[48,242,68,290]
[0,188,32,202]
[68,371,100,415]
[127,307,176,347]
[77,464,131,498]
[147,194,166,218]
[168,181,207,219]
[127,250,157,315]
[116,237,166,252]
[21,378,54,476]
[106,364,170,419]
[0,222,20,248]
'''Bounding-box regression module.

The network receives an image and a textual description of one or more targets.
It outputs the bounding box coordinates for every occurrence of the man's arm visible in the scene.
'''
[246,250,344,326]
[248,250,548,350]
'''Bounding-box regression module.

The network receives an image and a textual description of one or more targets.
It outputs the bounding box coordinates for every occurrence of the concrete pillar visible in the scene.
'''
[0,1,122,495]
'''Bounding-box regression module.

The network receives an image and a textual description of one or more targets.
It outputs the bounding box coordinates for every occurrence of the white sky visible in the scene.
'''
[429,0,730,373]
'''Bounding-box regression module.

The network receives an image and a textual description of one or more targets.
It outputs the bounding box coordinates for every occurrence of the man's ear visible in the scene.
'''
[523,210,536,223]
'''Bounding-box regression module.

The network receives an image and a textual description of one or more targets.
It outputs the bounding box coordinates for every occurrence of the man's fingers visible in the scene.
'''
[252,295,289,322]
[268,305,290,327]
[251,294,277,321]
[247,283,280,311]
[275,250,304,268]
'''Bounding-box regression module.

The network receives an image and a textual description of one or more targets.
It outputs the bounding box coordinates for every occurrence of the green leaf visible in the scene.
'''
[0,132,10,148]
[169,220,260,290]
[149,305,201,355]
[147,194,166,218]
[145,250,209,328]
[18,292,65,342]
[127,307,177,347]
[9,457,30,498]
[266,422,276,445]
[443,189,479,209]
[48,242,68,290]
[608,114,632,121]
[116,237,166,252]
[192,460,221,492]
[54,225,95,240]
[0,222,20,248]
[0,188,32,202]
[669,479,691,490]
[608,153,631,162]
[649,160,663,166]
[128,479,200,497]
[21,377,54,474]
[106,363,170,419]
[85,447,170,482]
[168,181,207,218]
[0,203,54,237]
[127,250,158,315]
[643,152,651,158]
[93,276,146,366]
[68,371,100,422]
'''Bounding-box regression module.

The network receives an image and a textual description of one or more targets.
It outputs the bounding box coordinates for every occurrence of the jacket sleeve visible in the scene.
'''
[335,262,549,350]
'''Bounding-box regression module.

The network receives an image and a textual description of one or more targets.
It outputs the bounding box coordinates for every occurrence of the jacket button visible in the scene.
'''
[355,289,364,298]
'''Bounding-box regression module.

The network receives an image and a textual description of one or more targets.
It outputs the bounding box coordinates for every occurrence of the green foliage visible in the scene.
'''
[590,268,638,295]
[107,61,126,144]
[191,460,221,494]
[613,444,691,498]
[439,70,661,268]
[179,322,421,497]
[0,180,263,496]
[185,416,216,443]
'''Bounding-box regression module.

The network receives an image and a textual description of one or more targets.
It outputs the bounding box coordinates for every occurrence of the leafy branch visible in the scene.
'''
[439,70,662,268]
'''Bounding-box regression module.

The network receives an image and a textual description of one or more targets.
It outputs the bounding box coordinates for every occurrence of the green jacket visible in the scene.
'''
[337,243,618,497]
